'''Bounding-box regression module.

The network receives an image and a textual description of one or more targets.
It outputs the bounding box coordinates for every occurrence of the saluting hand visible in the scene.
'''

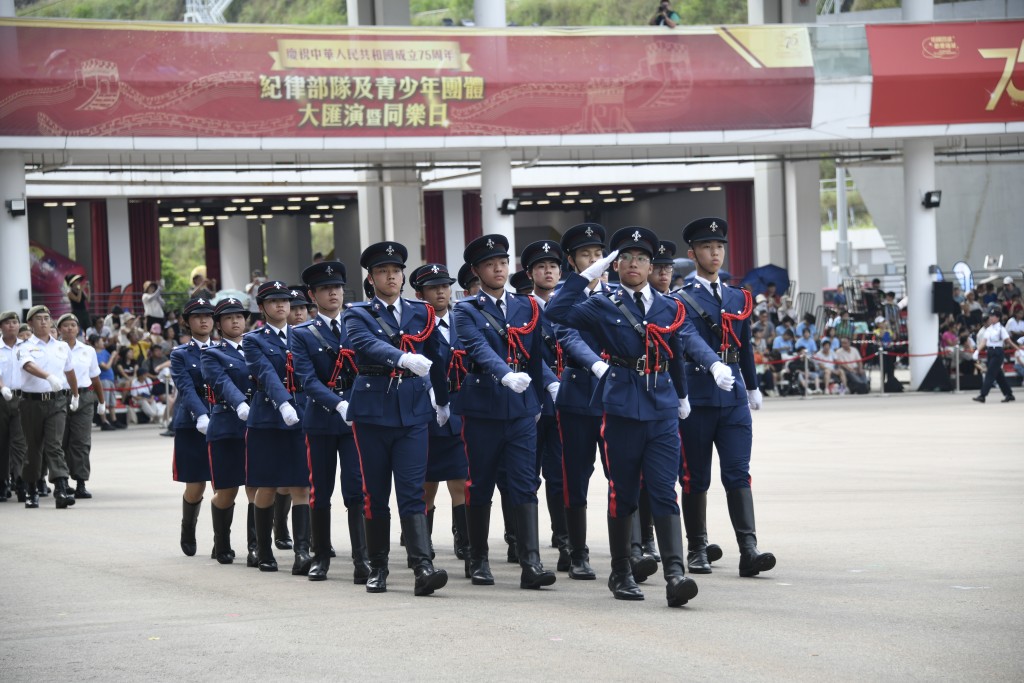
[579,250,619,282]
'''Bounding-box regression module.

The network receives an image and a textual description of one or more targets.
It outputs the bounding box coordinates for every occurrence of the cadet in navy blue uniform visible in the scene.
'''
[410,263,470,568]
[672,217,776,578]
[554,223,614,581]
[200,297,255,565]
[454,234,559,590]
[457,263,481,298]
[345,241,449,596]
[171,297,215,557]
[521,239,571,573]
[243,280,313,575]
[291,261,369,584]
[546,227,699,607]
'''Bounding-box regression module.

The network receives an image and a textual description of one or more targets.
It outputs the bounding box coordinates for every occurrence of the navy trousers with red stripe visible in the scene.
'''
[352,422,429,519]
[679,404,753,494]
[601,414,680,519]
[463,415,539,508]
[558,412,607,509]
[305,433,363,511]
[535,414,563,500]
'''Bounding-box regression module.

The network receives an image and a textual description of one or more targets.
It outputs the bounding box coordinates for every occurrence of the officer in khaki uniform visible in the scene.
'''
[57,313,105,499]
[17,305,79,509]
[0,310,28,501]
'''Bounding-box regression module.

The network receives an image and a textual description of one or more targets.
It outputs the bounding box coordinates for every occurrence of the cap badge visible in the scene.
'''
[325,265,333,275]
[710,222,718,232]
[542,243,551,253]
[197,298,205,305]
[430,265,439,274]
[584,227,594,237]
[228,298,237,305]
[486,238,494,249]
[658,245,665,254]
[274,281,283,289]
[290,290,298,297]
[385,245,395,256]
[632,230,641,242]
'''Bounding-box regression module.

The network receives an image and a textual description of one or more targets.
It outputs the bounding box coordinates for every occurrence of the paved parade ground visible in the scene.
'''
[1,392,1021,681]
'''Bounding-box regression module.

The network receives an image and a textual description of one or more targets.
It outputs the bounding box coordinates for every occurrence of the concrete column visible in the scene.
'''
[382,169,424,274]
[295,215,313,274]
[480,150,516,262]
[347,0,410,25]
[902,0,933,21]
[474,0,506,26]
[0,151,31,313]
[248,221,265,275]
[356,169,386,269]
[106,197,132,287]
[443,190,466,272]
[332,206,362,300]
[903,138,939,390]
[753,161,787,267]
[28,203,48,245]
[265,215,301,285]
[73,203,92,278]
[218,216,250,292]
[784,160,823,303]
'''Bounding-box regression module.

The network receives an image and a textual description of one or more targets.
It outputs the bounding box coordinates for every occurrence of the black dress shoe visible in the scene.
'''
[414,567,449,596]
[160,430,175,437]
[365,567,389,593]
[972,396,985,403]
[665,575,699,607]
[1001,394,1015,403]
[470,559,494,585]
[353,560,370,585]
[25,492,39,509]
[258,558,279,572]
[100,422,116,431]
[520,564,556,589]
[608,569,644,601]
[630,555,658,584]
[74,480,92,499]
[706,544,723,563]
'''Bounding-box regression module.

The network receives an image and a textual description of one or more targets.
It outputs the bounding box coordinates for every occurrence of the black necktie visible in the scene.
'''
[439,318,449,329]
[278,330,286,340]
[330,319,340,337]
[711,282,723,307]
[633,291,646,317]
[495,299,505,319]
[387,304,397,318]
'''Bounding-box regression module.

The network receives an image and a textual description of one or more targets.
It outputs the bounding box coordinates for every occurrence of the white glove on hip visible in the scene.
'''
[710,361,735,391]
[279,403,299,426]
[972,350,980,361]
[69,394,80,412]
[501,372,532,394]
[235,402,250,421]
[46,374,64,392]
[1,386,12,401]
[591,360,609,380]
[399,353,433,377]
[546,382,560,403]
[579,250,619,282]
[436,403,450,428]
[96,401,106,416]
[747,388,763,411]
[196,414,210,434]
[678,396,691,420]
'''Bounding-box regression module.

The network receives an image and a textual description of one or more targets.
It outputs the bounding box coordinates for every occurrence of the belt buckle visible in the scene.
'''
[635,356,647,374]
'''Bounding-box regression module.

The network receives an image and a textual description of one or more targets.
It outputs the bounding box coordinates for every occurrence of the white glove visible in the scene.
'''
[591,360,609,380]
[546,382,560,403]
[747,388,763,411]
[235,402,250,421]
[579,250,619,282]
[436,403,450,428]
[96,401,106,416]
[501,372,532,394]
[279,402,299,426]
[535,412,542,423]
[428,387,438,410]
[69,394,80,412]
[0,386,11,401]
[196,414,210,434]
[46,374,64,392]
[678,396,691,420]
[399,353,433,377]
[972,350,980,361]
[710,362,735,391]
[336,400,352,426]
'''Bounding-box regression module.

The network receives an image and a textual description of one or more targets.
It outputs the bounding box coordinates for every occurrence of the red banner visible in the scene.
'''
[0,19,813,137]
[868,21,1024,127]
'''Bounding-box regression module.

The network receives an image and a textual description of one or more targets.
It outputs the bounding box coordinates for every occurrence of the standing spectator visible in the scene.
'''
[972,309,1019,403]
[834,337,869,394]
[92,335,118,431]
[163,310,181,342]
[56,314,103,499]
[115,347,139,413]
[189,266,217,300]
[245,270,265,316]
[981,283,998,306]
[65,274,91,333]
[833,283,847,308]
[141,280,166,331]
[649,0,680,27]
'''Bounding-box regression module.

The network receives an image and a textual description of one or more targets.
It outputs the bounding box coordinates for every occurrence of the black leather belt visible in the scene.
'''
[78,386,92,393]
[687,350,739,365]
[358,365,414,378]
[22,390,69,401]
[608,356,669,374]
[468,361,524,374]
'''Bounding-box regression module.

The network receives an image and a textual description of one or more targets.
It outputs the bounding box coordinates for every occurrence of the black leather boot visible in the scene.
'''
[682,492,713,574]
[349,507,371,585]
[364,515,390,593]
[638,487,660,561]
[409,506,438,568]
[515,503,556,590]
[607,514,644,600]
[273,492,293,550]
[246,502,258,568]
[15,477,28,503]
[466,504,494,585]
[74,479,92,499]
[53,478,76,509]
[308,507,331,581]
[211,503,234,564]
[629,512,658,583]
[726,488,776,577]
[452,504,470,562]
[0,477,9,501]
[653,515,699,607]
[565,506,596,580]
[402,514,449,596]
[254,505,278,572]
[180,497,201,556]
[546,491,571,572]
[290,504,313,575]
[501,496,518,563]
[37,477,50,497]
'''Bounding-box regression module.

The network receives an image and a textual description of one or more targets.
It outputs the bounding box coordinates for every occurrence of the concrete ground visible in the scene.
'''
[1,391,1021,681]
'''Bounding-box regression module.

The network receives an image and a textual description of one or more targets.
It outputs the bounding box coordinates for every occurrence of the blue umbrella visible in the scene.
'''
[741,264,789,296]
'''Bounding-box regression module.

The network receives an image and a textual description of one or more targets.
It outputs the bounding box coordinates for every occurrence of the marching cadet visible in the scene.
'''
[458,263,481,298]
[972,308,1019,403]
[1,311,27,502]
[292,261,370,584]
[455,234,560,590]
[243,280,313,575]
[672,217,776,578]
[57,314,103,500]
[171,297,215,553]
[345,241,450,596]
[552,223,615,582]
[409,263,471,570]
[546,227,699,607]
[17,305,79,509]
[509,270,534,296]
[200,297,256,565]
[521,239,571,573]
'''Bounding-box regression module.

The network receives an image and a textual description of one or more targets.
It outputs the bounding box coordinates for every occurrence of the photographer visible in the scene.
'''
[649,1,680,27]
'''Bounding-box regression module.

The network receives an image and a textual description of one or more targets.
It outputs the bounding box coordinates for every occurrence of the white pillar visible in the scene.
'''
[0,0,13,17]
[0,151,31,313]
[106,197,132,287]
[903,138,939,390]
[295,215,313,275]
[248,221,265,275]
[443,190,466,271]
[474,0,506,26]
[784,160,823,303]
[835,166,851,278]
[332,206,362,300]
[347,0,410,25]
[73,203,92,276]
[902,0,933,21]
[753,161,786,267]
[382,169,424,274]
[480,150,516,262]
[218,216,250,292]
[265,215,301,285]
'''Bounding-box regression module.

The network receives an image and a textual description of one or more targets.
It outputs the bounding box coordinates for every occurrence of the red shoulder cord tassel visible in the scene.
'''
[206,385,216,405]
[448,349,468,391]
[644,299,687,375]
[392,302,436,378]
[719,289,753,352]
[285,351,297,394]
[505,296,539,365]
[327,348,359,389]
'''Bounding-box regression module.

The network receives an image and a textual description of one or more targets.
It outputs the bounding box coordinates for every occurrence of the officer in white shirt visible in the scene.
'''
[16,306,79,508]
[1,310,28,501]
[57,313,104,499]
[972,309,1019,404]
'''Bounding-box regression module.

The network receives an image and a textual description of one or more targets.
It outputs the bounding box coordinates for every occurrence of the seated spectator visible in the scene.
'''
[981,282,998,306]
[775,316,796,339]
[790,352,823,394]
[834,337,870,394]
[813,342,845,394]
[772,329,796,355]
[833,309,855,340]
[795,328,818,355]
[115,347,139,412]
[820,327,840,352]
[752,309,772,337]
[795,313,817,340]
[139,345,170,402]
[1006,309,1024,337]
[164,309,181,342]
[1013,336,1024,380]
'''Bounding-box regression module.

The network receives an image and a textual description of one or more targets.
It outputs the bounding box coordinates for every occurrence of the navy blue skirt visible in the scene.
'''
[209,438,246,490]
[426,434,468,483]
[172,428,211,483]
[245,427,310,488]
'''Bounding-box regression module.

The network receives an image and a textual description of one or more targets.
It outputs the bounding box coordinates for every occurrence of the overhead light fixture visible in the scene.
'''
[304,196,319,201]
[187,207,201,213]
[536,199,551,206]
[66,217,74,224]
[240,206,254,212]
[499,198,519,215]
[287,205,301,211]
[288,197,302,202]
[621,197,635,202]
[171,207,185,213]
[224,206,238,212]
[316,205,330,210]
[271,206,285,211]
[520,200,534,206]
[231,198,246,203]
[216,215,228,220]
[707,185,722,191]
[562,199,576,205]
[332,204,346,210]
[579,198,594,204]
[616,189,632,195]
[565,190,580,196]
[61,201,76,206]
[310,214,321,220]
[158,216,169,222]
[43,201,58,207]
[598,190,614,195]
[249,198,263,203]
[260,214,272,219]
[922,190,942,209]
[246,214,259,220]
[173,216,186,222]
[690,186,705,192]
[324,214,334,219]
[603,198,618,203]
[545,191,561,197]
